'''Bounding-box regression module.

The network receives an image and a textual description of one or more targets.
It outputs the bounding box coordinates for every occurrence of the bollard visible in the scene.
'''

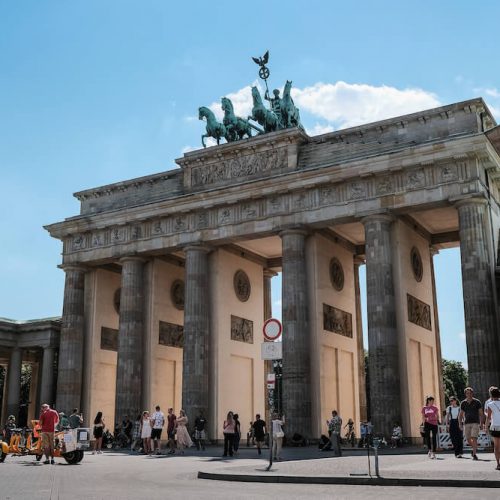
[372,438,381,477]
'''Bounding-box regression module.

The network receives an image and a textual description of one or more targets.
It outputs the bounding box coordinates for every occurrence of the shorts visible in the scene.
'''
[41,432,54,451]
[93,426,103,439]
[151,428,162,440]
[255,434,265,442]
[168,430,176,440]
[490,429,500,438]
[194,429,206,440]
[464,423,480,439]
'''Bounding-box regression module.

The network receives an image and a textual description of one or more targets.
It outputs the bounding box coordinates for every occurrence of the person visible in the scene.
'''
[271,412,285,461]
[390,423,402,448]
[175,409,193,454]
[327,410,342,456]
[122,415,133,443]
[459,387,484,461]
[485,387,500,470]
[150,405,165,455]
[92,411,105,454]
[39,403,59,464]
[130,414,142,452]
[233,413,241,454]
[140,410,152,454]
[222,411,235,457]
[68,408,83,429]
[56,412,69,431]
[446,396,463,458]
[194,410,207,451]
[265,88,282,117]
[252,414,266,455]
[365,420,373,446]
[166,408,177,454]
[421,395,440,459]
[3,415,17,443]
[344,418,355,447]
[359,421,367,447]
[247,421,255,447]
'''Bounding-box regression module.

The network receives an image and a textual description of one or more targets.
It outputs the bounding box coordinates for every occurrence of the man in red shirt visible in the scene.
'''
[39,403,59,464]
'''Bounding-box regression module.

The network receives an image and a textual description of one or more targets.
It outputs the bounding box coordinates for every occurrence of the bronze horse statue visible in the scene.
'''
[280,80,302,129]
[221,97,262,142]
[249,86,279,133]
[198,106,227,147]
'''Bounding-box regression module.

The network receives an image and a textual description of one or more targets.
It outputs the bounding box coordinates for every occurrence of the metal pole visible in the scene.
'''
[266,415,273,471]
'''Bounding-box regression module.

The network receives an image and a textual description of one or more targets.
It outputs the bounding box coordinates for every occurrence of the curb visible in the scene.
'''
[197,471,500,488]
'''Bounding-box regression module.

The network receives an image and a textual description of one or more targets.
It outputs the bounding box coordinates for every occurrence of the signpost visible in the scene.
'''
[261,318,282,471]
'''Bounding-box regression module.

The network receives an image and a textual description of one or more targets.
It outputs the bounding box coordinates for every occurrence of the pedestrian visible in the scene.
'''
[3,415,16,443]
[233,413,241,454]
[252,414,266,455]
[130,414,142,452]
[390,422,402,448]
[68,408,83,429]
[92,411,105,454]
[327,410,342,455]
[122,415,133,444]
[485,387,500,470]
[344,418,355,447]
[484,386,499,416]
[445,396,463,458]
[175,409,193,454]
[166,408,177,454]
[56,412,69,431]
[421,395,440,459]
[39,403,59,464]
[150,405,165,455]
[271,412,285,461]
[194,410,207,451]
[459,387,484,461]
[222,411,235,457]
[140,410,152,454]
[359,421,367,447]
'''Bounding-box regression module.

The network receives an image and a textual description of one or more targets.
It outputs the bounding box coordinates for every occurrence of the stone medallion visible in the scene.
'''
[329,257,344,291]
[171,279,185,310]
[233,270,251,302]
[411,247,423,282]
[113,288,121,314]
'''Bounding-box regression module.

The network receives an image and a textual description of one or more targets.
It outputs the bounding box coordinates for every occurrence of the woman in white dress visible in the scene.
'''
[175,409,193,454]
[272,412,285,461]
[140,410,152,454]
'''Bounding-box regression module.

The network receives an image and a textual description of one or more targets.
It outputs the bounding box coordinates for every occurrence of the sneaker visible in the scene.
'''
[431,453,436,459]
[50,459,55,465]
[92,451,96,455]
[495,464,500,470]
[473,454,478,461]
[43,460,50,464]
[428,451,432,458]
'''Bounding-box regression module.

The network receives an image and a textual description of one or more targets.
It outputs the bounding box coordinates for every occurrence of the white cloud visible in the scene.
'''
[181,145,198,154]
[484,88,500,99]
[292,81,441,129]
[306,123,334,136]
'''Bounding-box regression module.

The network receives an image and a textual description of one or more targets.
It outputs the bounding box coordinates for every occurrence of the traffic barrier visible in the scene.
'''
[437,424,492,451]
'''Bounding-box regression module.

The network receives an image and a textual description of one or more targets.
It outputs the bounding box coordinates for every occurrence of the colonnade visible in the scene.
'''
[54,197,500,437]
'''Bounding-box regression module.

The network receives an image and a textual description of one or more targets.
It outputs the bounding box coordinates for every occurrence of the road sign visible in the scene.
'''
[261,341,282,360]
[263,318,282,341]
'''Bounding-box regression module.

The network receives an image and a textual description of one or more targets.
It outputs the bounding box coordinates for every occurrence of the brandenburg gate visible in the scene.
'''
[44,94,500,441]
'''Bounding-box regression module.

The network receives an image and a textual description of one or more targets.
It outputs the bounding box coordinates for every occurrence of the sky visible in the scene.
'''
[2,0,500,367]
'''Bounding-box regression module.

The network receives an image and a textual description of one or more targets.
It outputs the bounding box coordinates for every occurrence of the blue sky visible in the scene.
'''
[2,1,499,367]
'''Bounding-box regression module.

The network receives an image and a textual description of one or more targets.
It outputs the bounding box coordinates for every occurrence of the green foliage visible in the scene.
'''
[20,363,32,404]
[442,359,468,405]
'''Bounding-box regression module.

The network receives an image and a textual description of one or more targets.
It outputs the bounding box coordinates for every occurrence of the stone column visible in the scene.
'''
[354,257,368,423]
[115,257,146,422]
[182,246,210,428]
[362,214,401,437]
[456,198,500,400]
[39,347,56,406]
[6,348,23,420]
[56,265,86,413]
[429,247,445,412]
[280,229,311,439]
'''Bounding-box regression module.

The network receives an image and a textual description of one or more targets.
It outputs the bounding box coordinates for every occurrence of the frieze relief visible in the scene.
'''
[159,321,184,348]
[230,315,254,344]
[191,147,288,187]
[63,160,470,257]
[323,303,353,338]
[407,293,432,331]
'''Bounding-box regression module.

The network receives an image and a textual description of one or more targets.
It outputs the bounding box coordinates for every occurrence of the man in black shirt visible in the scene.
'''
[194,411,207,451]
[252,414,266,455]
[459,387,484,460]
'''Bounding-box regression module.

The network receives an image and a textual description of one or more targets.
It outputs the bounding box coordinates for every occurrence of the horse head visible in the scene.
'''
[251,86,263,105]
[198,106,210,121]
[283,80,292,96]
[221,97,234,114]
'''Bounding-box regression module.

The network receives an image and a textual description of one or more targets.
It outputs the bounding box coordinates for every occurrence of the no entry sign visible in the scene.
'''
[263,318,282,341]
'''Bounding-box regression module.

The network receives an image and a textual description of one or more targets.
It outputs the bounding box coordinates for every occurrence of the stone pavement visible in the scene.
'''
[0,446,499,499]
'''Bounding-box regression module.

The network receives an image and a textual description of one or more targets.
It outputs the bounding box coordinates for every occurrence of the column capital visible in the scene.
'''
[360,213,395,226]
[183,244,212,254]
[59,264,88,273]
[453,196,488,210]
[263,268,278,279]
[119,255,148,265]
[279,226,309,238]
[429,245,440,257]
[353,256,365,267]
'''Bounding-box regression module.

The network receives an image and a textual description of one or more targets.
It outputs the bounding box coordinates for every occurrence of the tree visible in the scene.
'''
[442,359,468,405]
